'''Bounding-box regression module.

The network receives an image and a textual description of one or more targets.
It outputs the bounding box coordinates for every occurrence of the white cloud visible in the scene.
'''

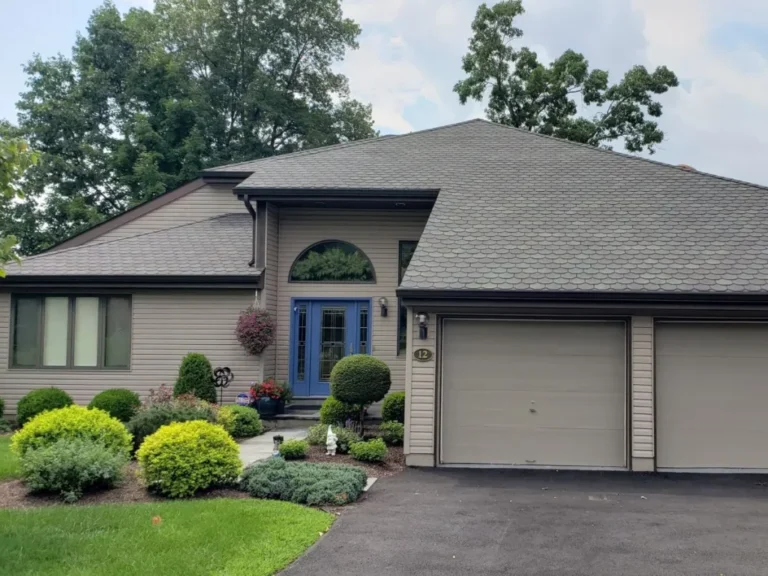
[342,0,405,24]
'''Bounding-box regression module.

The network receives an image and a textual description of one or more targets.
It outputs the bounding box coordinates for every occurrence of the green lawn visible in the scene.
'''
[0,435,20,480]
[0,499,334,576]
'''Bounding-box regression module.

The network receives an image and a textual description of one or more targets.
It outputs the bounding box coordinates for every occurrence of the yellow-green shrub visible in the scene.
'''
[137,420,241,498]
[11,406,132,458]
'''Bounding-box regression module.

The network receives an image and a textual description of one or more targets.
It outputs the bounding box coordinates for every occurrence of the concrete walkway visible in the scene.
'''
[239,427,308,466]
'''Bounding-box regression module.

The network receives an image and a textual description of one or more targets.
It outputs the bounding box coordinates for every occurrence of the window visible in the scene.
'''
[11,296,132,369]
[398,241,418,354]
[289,240,375,282]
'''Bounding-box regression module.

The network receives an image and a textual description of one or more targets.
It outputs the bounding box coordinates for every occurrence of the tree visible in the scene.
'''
[454,0,679,154]
[8,0,375,254]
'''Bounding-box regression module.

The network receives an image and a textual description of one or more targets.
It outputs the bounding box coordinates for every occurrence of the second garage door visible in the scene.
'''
[440,320,626,468]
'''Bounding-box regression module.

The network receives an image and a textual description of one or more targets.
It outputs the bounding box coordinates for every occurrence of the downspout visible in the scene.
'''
[243,197,256,267]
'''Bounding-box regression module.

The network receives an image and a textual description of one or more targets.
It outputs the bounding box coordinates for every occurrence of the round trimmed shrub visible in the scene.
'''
[330,355,391,406]
[306,424,361,454]
[350,438,387,463]
[381,391,405,424]
[279,439,308,460]
[88,389,141,422]
[11,405,132,458]
[137,420,241,498]
[16,388,73,426]
[319,396,363,425]
[173,352,216,403]
[217,405,263,438]
[378,421,404,446]
[126,401,216,452]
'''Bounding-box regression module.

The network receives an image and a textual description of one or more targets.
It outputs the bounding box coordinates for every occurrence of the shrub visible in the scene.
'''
[20,438,127,503]
[378,421,404,446]
[350,438,387,463]
[137,420,241,498]
[88,389,141,422]
[305,424,361,454]
[382,391,406,424]
[126,401,216,452]
[240,458,368,506]
[279,439,308,460]
[11,405,132,458]
[319,396,363,426]
[0,419,11,433]
[173,353,216,403]
[0,396,4,419]
[16,388,73,426]
[217,405,263,438]
[330,356,391,434]
[236,306,277,355]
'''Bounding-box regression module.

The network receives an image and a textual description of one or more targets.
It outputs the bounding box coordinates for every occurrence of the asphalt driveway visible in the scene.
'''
[282,468,768,576]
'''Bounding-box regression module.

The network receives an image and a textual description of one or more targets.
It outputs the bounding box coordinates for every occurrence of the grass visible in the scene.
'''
[0,435,20,480]
[0,499,334,576]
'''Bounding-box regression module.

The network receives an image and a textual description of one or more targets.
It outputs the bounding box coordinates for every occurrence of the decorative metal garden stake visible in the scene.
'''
[213,367,234,405]
[326,426,338,456]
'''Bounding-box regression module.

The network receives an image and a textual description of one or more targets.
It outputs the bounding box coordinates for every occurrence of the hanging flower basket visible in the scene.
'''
[235,307,276,355]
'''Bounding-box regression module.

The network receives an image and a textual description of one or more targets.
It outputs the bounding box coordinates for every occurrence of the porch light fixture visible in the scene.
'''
[417,312,429,340]
[379,296,389,317]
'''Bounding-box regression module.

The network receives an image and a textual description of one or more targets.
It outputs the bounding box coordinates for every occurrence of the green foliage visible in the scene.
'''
[378,421,404,446]
[279,439,308,460]
[173,353,216,403]
[217,405,263,438]
[0,419,11,434]
[126,400,216,452]
[88,389,141,423]
[16,388,73,426]
[11,405,132,458]
[305,424,361,454]
[290,244,374,281]
[137,420,241,498]
[349,438,387,463]
[0,396,4,419]
[382,391,406,424]
[454,1,679,154]
[0,436,20,480]
[240,458,368,506]
[319,396,364,425]
[19,438,127,503]
[330,355,392,405]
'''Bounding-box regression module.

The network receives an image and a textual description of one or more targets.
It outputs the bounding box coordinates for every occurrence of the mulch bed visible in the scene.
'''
[304,445,405,479]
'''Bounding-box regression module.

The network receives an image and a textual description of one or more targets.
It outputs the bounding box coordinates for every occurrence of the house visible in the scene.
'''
[4,119,768,473]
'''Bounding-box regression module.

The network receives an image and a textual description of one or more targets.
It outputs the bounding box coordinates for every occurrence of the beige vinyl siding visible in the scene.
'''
[93,185,245,243]
[276,208,429,391]
[631,316,654,469]
[0,291,261,416]
[261,203,280,378]
[405,310,436,459]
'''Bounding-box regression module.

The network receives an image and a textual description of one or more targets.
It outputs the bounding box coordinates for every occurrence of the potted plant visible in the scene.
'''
[249,378,292,417]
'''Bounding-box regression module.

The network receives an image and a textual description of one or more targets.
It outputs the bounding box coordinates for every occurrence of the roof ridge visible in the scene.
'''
[21,213,244,263]
[479,119,768,194]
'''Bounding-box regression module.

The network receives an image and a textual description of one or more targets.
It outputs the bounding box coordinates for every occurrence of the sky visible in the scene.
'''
[1,0,768,185]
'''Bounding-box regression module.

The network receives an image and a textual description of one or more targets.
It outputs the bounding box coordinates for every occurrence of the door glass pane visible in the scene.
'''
[320,307,346,380]
[359,305,369,354]
[13,298,40,367]
[297,306,307,381]
[105,297,131,368]
[74,297,99,367]
[43,297,69,367]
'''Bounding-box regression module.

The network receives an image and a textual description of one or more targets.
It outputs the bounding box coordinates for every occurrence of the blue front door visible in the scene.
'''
[290,299,371,397]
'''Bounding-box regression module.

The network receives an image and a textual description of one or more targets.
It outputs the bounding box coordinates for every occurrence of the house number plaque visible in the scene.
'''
[413,348,433,362]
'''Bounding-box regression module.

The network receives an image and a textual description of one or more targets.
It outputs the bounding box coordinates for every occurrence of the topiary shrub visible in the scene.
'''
[382,391,406,424]
[126,401,217,452]
[11,405,132,458]
[330,355,391,433]
[378,421,404,446]
[137,420,241,498]
[16,388,73,426]
[19,438,127,503]
[88,389,141,423]
[319,396,363,426]
[305,424,361,454]
[279,439,308,460]
[350,438,387,463]
[173,353,216,403]
[240,458,368,506]
[235,306,277,355]
[217,405,263,438]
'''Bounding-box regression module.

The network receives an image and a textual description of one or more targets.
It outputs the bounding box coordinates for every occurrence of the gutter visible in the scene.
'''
[0,274,264,291]
[243,197,257,267]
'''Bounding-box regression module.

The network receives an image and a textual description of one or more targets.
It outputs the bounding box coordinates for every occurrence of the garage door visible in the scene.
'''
[440,320,626,468]
[657,322,768,471]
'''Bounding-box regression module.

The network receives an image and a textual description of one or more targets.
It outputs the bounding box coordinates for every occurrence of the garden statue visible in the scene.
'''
[326,426,337,456]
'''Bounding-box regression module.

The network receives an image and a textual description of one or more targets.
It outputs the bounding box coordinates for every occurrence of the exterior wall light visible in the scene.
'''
[418,312,429,340]
[379,297,389,317]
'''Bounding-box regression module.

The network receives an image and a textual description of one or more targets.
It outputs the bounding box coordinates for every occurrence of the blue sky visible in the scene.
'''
[2,0,768,184]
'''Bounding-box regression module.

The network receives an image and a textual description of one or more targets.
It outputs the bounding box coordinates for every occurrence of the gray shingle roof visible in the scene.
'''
[221,119,768,294]
[7,214,260,278]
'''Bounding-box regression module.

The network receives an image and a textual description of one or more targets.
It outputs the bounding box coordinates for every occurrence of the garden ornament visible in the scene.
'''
[326,426,338,456]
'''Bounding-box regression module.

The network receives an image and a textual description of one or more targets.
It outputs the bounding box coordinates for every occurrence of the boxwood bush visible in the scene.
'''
[240,458,368,506]
[381,391,405,424]
[88,389,141,422]
[306,424,361,454]
[330,355,391,406]
[217,405,263,438]
[350,438,387,463]
[279,439,308,460]
[378,421,404,446]
[16,388,73,426]
[319,396,363,426]
[137,420,241,498]
[126,401,216,452]
[173,352,216,403]
[11,405,132,458]
[19,438,127,503]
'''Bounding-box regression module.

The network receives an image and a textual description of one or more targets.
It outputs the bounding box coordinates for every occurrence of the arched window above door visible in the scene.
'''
[289,240,376,282]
